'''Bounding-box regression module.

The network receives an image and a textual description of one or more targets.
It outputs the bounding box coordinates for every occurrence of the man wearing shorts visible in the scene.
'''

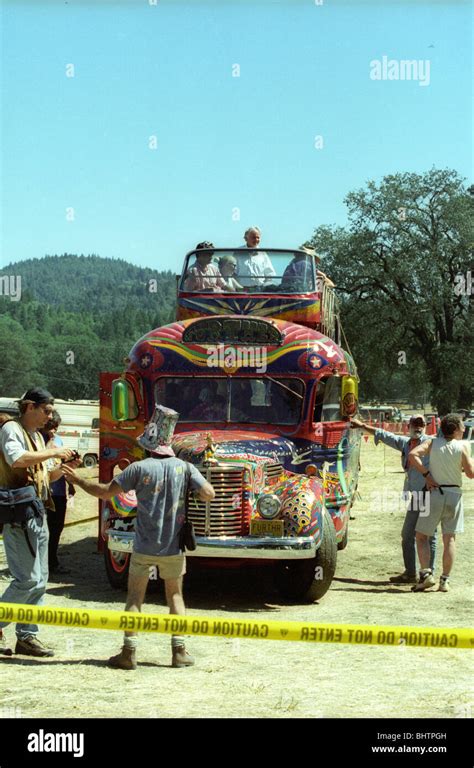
[64,405,214,670]
[409,413,474,592]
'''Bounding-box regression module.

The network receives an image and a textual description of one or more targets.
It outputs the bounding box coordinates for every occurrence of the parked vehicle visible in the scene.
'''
[359,405,402,423]
[0,396,99,467]
[53,400,99,468]
[99,247,361,601]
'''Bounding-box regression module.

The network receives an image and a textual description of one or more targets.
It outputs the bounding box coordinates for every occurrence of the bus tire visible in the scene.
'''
[274,510,337,602]
[104,546,130,589]
[83,454,97,468]
[337,523,349,550]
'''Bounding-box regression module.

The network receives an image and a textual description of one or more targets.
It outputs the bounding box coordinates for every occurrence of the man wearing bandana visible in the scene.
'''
[350,414,436,584]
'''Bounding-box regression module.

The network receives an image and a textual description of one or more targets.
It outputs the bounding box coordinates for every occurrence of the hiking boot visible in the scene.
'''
[389,572,417,584]
[411,569,436,592]
[0,631,13,657]
[107,646,137,670]
[438,576,450,593]
[171,645,195,668]
[15,636,54,657]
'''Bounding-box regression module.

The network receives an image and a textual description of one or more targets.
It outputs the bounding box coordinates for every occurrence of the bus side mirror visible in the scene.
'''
[112,379,130,421]
[341,376,358,417]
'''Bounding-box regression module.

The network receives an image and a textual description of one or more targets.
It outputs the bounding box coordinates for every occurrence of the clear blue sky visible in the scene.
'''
[0,0,471,272]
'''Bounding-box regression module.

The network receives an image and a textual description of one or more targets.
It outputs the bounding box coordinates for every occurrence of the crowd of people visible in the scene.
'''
[0,386,472,670]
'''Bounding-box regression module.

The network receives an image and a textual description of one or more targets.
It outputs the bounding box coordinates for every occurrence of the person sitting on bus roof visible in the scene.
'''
[183,242,226,292]
[218,254,243,292]
[296,245,335,290]
[236,227,276,287]
[281,250,314,292]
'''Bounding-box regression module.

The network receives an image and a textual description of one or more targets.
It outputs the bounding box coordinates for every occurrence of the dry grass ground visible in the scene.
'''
[0,439,472,719]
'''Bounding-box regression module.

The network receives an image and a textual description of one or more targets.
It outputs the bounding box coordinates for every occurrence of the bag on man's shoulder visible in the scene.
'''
[178,461,198,552]
[0,486,45,526]
[179,520,197,552]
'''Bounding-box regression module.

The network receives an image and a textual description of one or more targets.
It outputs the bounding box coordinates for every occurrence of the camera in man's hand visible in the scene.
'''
[61,450,81,465]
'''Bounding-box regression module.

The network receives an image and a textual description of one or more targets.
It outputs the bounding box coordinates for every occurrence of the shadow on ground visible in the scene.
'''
[45,536,289,612]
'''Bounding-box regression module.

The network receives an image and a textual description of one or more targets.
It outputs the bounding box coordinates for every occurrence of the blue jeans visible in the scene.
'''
[0,515,49,639]
[401,498,436,575]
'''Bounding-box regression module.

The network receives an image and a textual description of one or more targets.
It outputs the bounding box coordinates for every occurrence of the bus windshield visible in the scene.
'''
[180,249,317,294]
[154,377,304,425]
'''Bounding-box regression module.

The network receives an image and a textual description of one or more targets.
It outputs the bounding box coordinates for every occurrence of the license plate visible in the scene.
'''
[250,519,284,537]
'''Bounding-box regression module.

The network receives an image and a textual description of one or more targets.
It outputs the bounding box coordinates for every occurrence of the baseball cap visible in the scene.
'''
[18,387,54,405]
[409,414,426,427]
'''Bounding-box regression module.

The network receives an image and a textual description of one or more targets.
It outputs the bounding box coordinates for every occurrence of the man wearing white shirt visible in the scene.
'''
[409,413,474,592]
[236,226,276,287]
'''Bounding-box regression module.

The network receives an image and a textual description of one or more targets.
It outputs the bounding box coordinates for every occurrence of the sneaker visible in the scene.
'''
[15,636,54,657]
[171,645,195,668]
[0,631,13,657]
[439,576,450,593]
[107,646,137,670]
[411,569,436,592]
[389,572,417,584]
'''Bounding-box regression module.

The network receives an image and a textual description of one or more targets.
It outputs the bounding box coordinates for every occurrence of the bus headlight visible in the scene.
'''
[256,494,281,519]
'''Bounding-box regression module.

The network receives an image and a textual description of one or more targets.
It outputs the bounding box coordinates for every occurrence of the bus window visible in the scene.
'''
[154,377,303,425]
[314,377,343,422]
[313,380,326,423]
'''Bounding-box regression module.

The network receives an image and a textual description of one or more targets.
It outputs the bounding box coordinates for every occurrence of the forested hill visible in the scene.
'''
[0,254,177,399]
[0,254,176,312]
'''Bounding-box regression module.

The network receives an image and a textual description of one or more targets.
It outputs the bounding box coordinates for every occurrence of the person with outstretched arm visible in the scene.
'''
[350,414,436,584]
[64,405,215,670]
[0,388,78,657]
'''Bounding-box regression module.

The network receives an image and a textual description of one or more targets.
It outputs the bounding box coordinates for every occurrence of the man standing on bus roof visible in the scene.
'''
[350,414,436,584]
[63,405,215,670]
[237,227,276,287]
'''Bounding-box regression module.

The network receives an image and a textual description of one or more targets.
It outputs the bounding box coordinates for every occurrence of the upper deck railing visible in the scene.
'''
[177,247,339,339]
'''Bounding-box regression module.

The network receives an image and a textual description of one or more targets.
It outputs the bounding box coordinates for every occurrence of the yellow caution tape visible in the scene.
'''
[0,603,472,648]
[63,516,98,528]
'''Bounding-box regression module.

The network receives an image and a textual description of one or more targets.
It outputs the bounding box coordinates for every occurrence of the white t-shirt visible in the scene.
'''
[236,247,276,286]
[429,437,466,487]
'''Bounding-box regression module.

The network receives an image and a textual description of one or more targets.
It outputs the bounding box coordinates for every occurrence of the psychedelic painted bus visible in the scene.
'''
[99,248,360,601]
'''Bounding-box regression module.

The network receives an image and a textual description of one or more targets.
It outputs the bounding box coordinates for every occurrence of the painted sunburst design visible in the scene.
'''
[179,296,319,318]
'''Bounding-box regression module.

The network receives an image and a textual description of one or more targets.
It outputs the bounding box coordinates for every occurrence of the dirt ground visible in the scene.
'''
[0,439,472,719]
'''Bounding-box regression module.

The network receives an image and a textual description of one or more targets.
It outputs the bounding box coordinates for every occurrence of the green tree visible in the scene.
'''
[0,316,46,395]
[311,169,473,414]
